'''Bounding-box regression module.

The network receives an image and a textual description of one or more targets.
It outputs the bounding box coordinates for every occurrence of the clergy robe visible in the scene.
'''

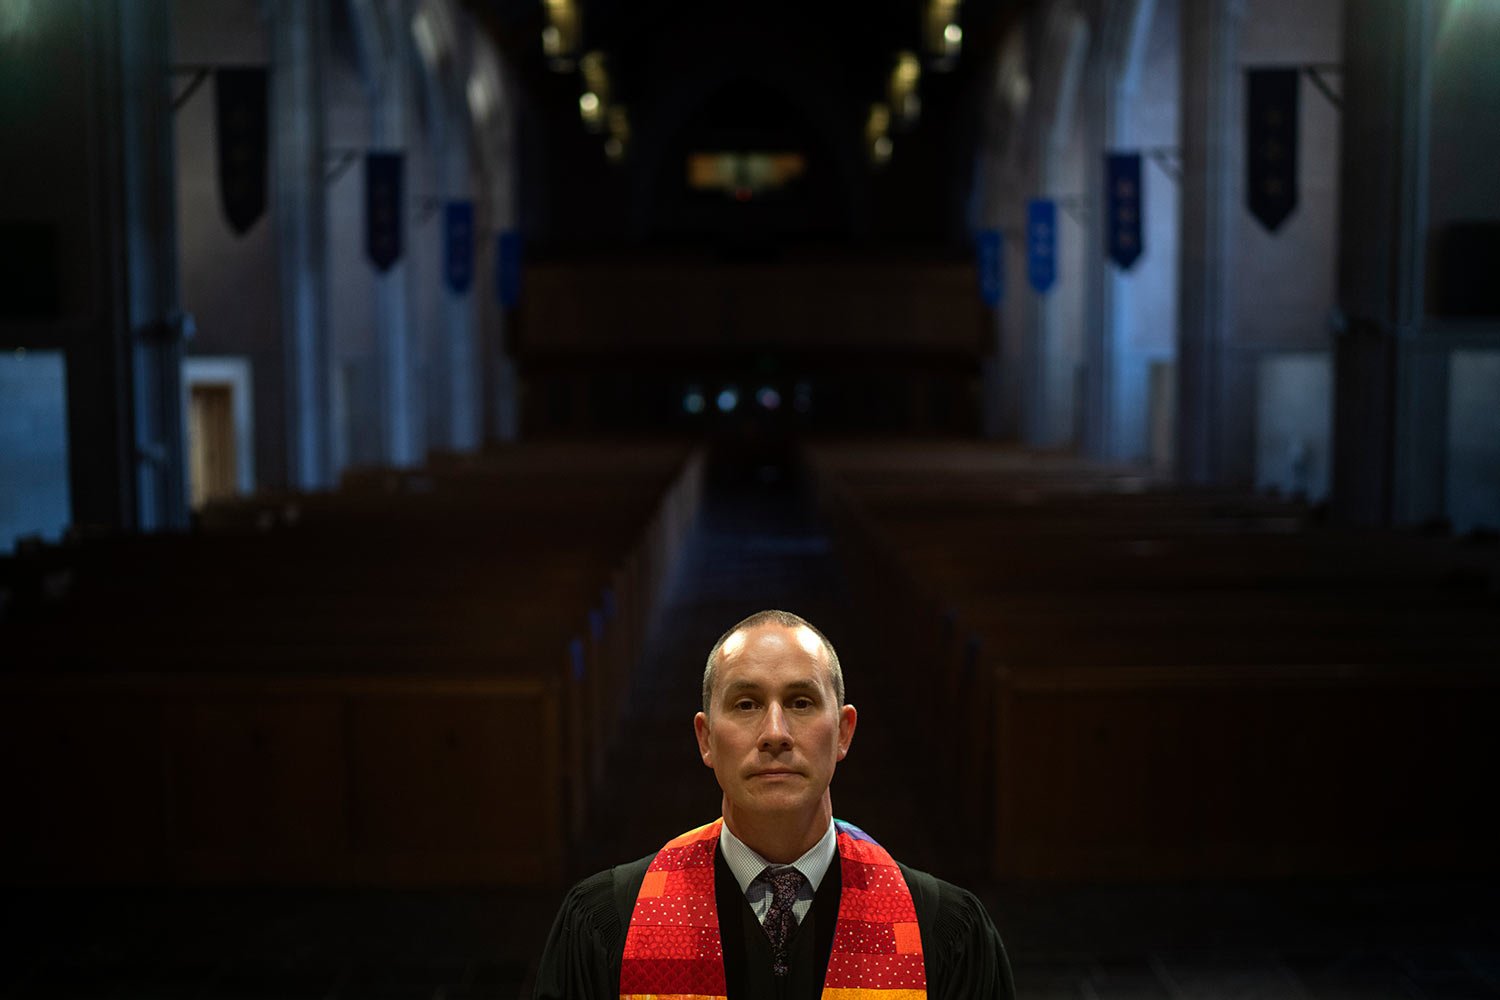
[533,845,1015,1000]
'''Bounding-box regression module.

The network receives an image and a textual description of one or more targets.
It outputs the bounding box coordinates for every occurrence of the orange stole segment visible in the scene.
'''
[620,821,727,998]
[823,826,926,993]
[620,819,927,1000]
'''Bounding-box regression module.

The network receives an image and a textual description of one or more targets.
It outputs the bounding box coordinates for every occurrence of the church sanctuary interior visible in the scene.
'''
[3,0,1500,997]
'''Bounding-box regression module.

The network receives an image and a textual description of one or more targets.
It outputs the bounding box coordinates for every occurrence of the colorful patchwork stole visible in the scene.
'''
[620,818,927,1000]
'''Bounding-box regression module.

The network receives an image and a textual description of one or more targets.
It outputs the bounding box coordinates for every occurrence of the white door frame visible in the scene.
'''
[181,356,256,497]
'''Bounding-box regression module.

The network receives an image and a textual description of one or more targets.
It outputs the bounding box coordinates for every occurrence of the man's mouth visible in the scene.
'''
[750,769,800,779]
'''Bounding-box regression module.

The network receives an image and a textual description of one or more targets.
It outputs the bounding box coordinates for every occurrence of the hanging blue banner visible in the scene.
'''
[444,200,474,293]
[214,68,268,235]
[1246,68,1299,232]
[976,229,1003,307]
[496,230,522,308]
[365,152,403,272]
[1026,199,1056,293]
[1106,152,1143,269]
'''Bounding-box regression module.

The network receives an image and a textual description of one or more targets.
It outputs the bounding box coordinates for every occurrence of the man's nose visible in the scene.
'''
[759,702,792,750]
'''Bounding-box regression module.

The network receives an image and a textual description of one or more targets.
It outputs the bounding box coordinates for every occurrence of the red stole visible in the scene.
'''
[620,818,927,1000]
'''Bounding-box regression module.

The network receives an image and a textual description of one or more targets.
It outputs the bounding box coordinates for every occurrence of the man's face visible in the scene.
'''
[693,622,857,824]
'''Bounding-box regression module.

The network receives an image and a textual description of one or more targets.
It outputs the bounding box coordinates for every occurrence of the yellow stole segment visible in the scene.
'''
[620,818,927,1000]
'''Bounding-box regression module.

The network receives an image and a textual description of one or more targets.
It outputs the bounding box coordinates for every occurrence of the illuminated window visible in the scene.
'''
[686,152,807,199]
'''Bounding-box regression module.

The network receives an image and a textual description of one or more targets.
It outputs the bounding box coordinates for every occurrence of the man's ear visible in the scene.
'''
[694,711,713,767]
[836,704,857,760]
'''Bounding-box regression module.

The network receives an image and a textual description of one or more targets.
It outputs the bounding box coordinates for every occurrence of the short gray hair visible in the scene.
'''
[701,609,844,715]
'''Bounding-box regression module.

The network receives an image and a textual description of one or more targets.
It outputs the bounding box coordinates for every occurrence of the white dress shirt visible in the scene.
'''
[718,818,837,926]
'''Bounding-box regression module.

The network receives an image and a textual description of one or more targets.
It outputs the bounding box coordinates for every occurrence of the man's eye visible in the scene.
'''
[734,700,756,711]
[791,698,814,710]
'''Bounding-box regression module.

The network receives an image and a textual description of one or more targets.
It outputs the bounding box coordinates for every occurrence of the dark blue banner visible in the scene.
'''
[1106,152,1143,269]
[365,152,403,272]
[444,200,474,293]
[1027,199,1056,293]
[496,230,522,308]
[1246,68,1299,232]
[976,229,1003,307]
[214,68,268,235]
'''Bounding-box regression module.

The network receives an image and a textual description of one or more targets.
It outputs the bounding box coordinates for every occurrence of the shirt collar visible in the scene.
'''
[718,818,838,895]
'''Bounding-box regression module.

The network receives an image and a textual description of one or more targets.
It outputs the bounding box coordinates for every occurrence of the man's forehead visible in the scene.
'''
[720,622,825,663]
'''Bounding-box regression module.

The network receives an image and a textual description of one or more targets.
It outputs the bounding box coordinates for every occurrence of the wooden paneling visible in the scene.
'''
[0,694,167,880]
[519,260,987,355]
[347,688,561,877]
[166,696,346,879]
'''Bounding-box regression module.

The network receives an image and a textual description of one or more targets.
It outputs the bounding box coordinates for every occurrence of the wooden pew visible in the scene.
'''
[806,440,1500,879]
[0,443,705,885]
[0,672,564,884]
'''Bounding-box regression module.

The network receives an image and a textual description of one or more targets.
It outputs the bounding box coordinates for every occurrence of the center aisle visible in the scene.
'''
[574,453,945,880]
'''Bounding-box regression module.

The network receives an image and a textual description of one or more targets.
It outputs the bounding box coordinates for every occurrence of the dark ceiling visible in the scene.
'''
[467,0,1021,256]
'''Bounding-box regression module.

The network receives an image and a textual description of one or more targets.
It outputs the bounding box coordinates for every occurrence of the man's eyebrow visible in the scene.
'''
[721,679,762,698]
[721,678,823,699]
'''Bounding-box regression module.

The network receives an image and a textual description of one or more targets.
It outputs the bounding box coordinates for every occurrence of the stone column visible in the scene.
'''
[974,128,1009,440]
[1079,0,1122,461]
[271,0,333,489]
[471,37,520,444]
[1027,7,1090,448]
[118,0,189,529]
[351,0,420,468]
[426,46,480,453]
[1085,0,1168,464]
[1332,0,1440,525]
[1175,0,1242,484]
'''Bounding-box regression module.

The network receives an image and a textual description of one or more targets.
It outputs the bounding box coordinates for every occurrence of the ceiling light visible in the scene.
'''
[889,53,922,128]
[925,0,963,67]
[578,92,604,132]
[580,51,609,104]
[542,0,580,70]
[895,52,921,85]
[867,103,893,165]
[608,107,630,143]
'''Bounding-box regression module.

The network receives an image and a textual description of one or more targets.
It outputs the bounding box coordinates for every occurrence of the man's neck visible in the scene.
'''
[721,793,834,864]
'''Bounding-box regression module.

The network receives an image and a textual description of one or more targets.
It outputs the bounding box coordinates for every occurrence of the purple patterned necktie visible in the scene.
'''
[759,865,807,977]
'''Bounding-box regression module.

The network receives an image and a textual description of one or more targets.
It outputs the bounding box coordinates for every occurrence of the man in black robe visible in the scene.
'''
[534,609,1015,999]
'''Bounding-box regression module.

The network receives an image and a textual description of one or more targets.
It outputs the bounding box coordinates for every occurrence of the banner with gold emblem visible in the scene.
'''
[214,68,268,235]
[1105,152,1143,269]
[1246,69,1299,232]
[365,153,403,272]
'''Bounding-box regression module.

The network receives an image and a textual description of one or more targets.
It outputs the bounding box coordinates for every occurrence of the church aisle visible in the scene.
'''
[570,448,945,876]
